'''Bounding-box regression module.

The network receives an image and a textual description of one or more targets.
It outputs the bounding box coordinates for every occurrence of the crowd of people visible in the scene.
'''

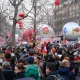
[0,40,80,80]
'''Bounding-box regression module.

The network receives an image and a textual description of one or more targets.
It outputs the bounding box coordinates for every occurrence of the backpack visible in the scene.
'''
[50,74,65,80]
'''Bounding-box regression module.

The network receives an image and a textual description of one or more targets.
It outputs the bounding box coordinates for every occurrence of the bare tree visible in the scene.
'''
[8,0,23,46]
[8,0,54,45]
[20,0,54,42]
[27,0,54,26]
[8,0,34,46]
[0,1,12,37]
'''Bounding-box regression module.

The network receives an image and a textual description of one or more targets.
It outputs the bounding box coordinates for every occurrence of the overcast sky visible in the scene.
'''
[0,0,55,29]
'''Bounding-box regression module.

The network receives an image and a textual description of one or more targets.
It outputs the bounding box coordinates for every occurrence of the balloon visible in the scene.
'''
[36,24,54,44]
[37,24,54,35]
[17,21,22,30]
[54,0,60,6]
[19,24,22,30]
[19,12,24,17]
[62,22,80,40]
[17,21,22,24]
[22,24,54,43]
[28,28,34,36]
[22,28,34,41]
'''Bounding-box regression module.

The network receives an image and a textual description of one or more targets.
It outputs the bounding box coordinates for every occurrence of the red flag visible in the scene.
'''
[42,42,47,55]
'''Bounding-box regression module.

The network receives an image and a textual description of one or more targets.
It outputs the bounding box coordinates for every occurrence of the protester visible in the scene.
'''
[57,59,75,80]
[46,62,56,80]
[0,68,6,80]
[14,63,25,79]
[0,37,80,80]
[10,56,17,71]
[24,57,40,80]
[2,61,14,80]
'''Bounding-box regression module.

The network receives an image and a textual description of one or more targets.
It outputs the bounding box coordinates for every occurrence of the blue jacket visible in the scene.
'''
[57,66,75,80]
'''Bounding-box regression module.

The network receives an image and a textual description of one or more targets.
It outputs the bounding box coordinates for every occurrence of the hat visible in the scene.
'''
[2,61,10,68]
[51,48,56,53]
[5,50,11,54]
[27,57,34,64]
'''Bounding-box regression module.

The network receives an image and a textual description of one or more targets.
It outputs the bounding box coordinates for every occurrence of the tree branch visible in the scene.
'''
[17,0,23,6]
[9,0,14,6]
[28,15,34,21]
[21,4,34,15]
[36,17,44,25]
[23,6,33,18]
[17,6,33,21]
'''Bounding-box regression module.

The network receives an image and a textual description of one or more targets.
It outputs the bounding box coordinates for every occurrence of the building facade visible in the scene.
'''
[54,0,80,34]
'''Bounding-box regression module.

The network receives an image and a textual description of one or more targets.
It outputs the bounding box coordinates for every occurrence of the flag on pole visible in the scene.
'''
[42,41,47,55]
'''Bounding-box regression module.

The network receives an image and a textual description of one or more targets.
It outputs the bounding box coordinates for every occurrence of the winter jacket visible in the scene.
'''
[46,71,56,80]
[57,66,75,80]
[0,69,6,80]
[14,71,25,79]
[3,69,14,80]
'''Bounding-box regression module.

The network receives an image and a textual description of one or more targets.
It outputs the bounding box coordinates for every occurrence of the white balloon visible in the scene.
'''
[36,24,54,43]
[62,22,80,40]
[37,24,54,35]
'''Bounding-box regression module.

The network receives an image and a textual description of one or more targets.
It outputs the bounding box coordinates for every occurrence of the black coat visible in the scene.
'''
[46,71,56,80]
[0,69,6,80]
[14,71,25,79]
[3,69,14,80]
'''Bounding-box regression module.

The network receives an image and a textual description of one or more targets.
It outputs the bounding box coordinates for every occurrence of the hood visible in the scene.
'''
[57,66,70,75]
[25,65,39,80]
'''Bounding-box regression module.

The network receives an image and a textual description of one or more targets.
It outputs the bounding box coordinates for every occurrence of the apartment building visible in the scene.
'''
[54,0,80,33]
